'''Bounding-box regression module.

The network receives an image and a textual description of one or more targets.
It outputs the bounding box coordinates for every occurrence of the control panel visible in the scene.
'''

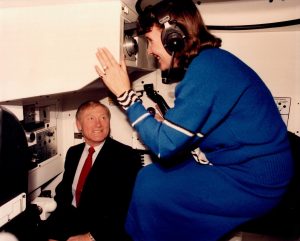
[29,127,58,169]
[22,103,58,169]
[274,97,291,126]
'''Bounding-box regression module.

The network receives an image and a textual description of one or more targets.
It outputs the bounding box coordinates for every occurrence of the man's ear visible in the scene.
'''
[76,119,82,132]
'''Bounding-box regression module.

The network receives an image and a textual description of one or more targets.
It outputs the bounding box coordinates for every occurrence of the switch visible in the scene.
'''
[274,97,291,115]
[274,97,291,126]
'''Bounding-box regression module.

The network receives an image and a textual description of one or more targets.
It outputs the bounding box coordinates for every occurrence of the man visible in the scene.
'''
[43,100,142,241]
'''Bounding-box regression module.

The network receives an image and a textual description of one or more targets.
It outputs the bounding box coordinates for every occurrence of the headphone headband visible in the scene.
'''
[158,15,170,25]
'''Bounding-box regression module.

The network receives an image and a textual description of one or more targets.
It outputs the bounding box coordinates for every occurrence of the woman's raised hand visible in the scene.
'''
[95,47,131,97]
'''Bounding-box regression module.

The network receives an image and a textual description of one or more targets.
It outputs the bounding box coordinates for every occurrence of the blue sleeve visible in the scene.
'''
[126,49,252,159]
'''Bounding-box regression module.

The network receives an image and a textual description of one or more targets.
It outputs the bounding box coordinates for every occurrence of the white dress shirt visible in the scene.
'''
[71,142,104,207]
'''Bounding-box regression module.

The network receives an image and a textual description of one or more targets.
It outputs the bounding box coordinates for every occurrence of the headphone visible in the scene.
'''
[159,15,186,55]
[135,0,187,55]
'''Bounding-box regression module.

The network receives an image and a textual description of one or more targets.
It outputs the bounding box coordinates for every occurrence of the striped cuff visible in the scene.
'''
[117,89,141,110]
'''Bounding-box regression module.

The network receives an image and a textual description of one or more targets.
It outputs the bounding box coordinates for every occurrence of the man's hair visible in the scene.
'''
[75,100,111,120]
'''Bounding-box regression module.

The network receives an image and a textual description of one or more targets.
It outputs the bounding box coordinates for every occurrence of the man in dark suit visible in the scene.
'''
[43,100,142,241]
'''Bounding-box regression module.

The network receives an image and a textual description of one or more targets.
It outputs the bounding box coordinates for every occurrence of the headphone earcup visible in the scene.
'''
[161,23,185,55]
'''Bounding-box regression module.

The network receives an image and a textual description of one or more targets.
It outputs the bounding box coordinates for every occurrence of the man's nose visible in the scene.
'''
[95,119,102,126]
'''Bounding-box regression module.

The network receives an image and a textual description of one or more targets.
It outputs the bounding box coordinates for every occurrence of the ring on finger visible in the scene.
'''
[103,65,108,71]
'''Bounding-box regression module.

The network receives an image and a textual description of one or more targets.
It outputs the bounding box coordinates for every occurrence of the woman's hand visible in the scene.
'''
[95,48,131,97]
[154,113,164,122]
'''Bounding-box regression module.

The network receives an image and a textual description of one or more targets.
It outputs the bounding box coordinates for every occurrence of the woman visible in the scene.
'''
[95,0,293,240]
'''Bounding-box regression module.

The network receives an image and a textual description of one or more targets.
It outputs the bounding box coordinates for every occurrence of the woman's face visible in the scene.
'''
[145,25,172,71]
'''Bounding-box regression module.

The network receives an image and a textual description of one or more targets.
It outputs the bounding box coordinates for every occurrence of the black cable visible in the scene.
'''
[161,51,175,84]
[207,18,300,31]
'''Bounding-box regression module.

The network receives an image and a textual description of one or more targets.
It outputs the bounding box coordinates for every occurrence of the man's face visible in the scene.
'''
[76,105,110,146]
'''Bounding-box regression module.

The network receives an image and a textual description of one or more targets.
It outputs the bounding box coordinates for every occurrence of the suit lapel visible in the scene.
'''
[91,137,114,170]
[70,143,85,178]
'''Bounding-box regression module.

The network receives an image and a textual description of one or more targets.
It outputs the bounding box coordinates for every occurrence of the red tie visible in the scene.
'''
[76,146,95,206]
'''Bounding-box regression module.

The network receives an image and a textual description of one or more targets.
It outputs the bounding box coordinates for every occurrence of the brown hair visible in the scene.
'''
[137,0,222,68]
[76,100,111,121]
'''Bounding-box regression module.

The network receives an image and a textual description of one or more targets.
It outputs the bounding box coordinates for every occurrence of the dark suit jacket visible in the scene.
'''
[44,137,142,241]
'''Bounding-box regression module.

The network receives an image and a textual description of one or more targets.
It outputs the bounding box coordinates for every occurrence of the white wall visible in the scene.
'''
[197,0,300,135]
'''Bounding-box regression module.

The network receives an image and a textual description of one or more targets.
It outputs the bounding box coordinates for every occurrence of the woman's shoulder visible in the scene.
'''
[186,48,233,75]
[190,47,252,75]
[194,47,238,63]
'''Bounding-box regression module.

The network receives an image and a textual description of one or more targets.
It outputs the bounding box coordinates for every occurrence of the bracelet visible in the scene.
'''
[117,89,141,110]
[88,232,96,241]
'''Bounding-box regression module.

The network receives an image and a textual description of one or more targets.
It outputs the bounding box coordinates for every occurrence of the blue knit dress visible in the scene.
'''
[124,48,293,241]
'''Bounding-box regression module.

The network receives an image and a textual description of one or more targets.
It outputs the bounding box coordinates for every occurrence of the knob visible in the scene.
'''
[123,35,138,57]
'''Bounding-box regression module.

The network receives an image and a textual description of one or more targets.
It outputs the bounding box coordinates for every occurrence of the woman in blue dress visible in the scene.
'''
[95,0,293,240]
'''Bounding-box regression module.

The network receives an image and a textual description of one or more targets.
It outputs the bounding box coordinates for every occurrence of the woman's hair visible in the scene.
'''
[76,100,111,121]
[137,0,222,68]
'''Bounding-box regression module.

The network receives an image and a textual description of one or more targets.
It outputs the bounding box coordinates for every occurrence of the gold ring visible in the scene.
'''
[103,65,108,71]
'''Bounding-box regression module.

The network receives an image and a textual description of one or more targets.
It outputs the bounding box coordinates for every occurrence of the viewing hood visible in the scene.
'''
[0,0,156,102]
